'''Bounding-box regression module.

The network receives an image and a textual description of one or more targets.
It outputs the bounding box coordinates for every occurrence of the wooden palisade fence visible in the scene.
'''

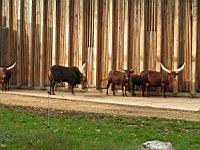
[0,0,199,95]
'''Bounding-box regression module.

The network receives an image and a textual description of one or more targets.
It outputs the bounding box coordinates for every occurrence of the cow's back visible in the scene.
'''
[147,71,163,87]
[49,65,79,84]
[111,70,126,83]
[131,74,144,86]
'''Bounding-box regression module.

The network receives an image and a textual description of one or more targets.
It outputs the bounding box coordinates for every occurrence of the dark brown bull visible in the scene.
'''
[130,74,145,96]
[105,69,133,96]
[0,61,16,91]
[140,63,185,97]
[48,63,87,95]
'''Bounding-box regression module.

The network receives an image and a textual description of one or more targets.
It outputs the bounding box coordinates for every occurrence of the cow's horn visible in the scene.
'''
[160,63,171,73]
[6,61,16,70]
[130,67,135,71]
[80,62,87,75]
[119,68,125,71]
[173,62,185,73]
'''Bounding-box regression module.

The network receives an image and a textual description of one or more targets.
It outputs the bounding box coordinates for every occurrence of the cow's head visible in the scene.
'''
[120,68,135,80]
[80,62,89,89]
[160,62,185,86]
[0,68,7,80]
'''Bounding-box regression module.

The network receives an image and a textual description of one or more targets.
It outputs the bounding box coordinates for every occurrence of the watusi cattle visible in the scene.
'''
[0,61,16,91]
[48,63,87,95]
[105,69,134,96]
[140,62,185,97]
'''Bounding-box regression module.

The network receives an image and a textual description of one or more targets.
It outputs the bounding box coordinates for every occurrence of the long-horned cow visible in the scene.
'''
[0,61,16,91]
[140,62,185,97]
[48,62,87,95]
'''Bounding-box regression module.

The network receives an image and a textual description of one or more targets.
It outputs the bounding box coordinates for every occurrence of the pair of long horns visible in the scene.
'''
[119,67,135,71]
[1,61,16,70]
[160,62,185,73]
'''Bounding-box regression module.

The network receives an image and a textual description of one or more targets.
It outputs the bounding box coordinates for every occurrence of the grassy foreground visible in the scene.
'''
[0,108,200,150]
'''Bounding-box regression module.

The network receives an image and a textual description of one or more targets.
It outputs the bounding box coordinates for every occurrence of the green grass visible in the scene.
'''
[0,108,200,150]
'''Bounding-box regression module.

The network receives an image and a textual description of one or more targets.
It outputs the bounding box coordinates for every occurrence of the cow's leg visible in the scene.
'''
[145,84,149,97]
[132,83,136,96]
[2,81,6,91]
[141,85,145,96]
[161,83,166,98]
[52,81,56,95]
[6,80,8,91]
[49,81,52,95]
[122,84,124,96]
[1,82,4,91]
[71,84,75,95]
[124,84,127,96]
[8,80,10,91]
[112,83,116,96]
[106,80,112,95]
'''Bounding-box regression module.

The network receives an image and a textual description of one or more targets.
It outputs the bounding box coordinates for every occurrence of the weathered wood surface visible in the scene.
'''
[0,0,199,94]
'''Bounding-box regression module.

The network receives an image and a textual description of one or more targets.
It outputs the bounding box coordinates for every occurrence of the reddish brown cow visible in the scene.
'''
[106,69,133,96]
[140,63,185,97]
[0,61,16,91]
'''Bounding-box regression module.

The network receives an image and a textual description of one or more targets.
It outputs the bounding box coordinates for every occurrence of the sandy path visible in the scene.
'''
[0,93,199,121]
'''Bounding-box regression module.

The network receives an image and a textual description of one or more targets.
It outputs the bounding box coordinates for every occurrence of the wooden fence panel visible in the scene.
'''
[0,0,199,94]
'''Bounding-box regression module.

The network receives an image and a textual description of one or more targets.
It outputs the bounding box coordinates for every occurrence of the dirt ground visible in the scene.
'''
[0,93,199,122]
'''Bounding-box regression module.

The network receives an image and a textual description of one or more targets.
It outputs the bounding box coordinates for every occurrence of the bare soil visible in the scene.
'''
[0,94,199,121]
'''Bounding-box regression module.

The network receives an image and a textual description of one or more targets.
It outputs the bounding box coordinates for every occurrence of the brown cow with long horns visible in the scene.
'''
[0,61,16,91]
[140,62,185,97]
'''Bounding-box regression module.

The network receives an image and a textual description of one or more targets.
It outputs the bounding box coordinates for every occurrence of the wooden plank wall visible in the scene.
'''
[0,0,199,95]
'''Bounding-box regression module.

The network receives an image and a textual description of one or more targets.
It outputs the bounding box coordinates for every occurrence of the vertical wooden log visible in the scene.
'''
[136,1,141,72]
[153,0,157,70]
[65,0,69,66]
[139,0,145,72]
[123,0,128,69]
[93,0,98,87]
[39,0,44,88]
[16,0,21,87]
[188,0,192,93]
[0,0,2,27]
[87,0,93,85]
[6,0,10,66]
[108,0,112,71]
[78,0,83,68]
[173,0,180,93]
[149,0,153,70]
[28,0,33,87]
[5,0,9,27]
[156,0,162,71]
[52,0,56,65]
[132,0,136,69]
[116,0,120,69]
[191,0,197,95]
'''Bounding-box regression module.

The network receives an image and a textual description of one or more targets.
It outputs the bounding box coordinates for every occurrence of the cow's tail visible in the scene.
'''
[48,68,54,81]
